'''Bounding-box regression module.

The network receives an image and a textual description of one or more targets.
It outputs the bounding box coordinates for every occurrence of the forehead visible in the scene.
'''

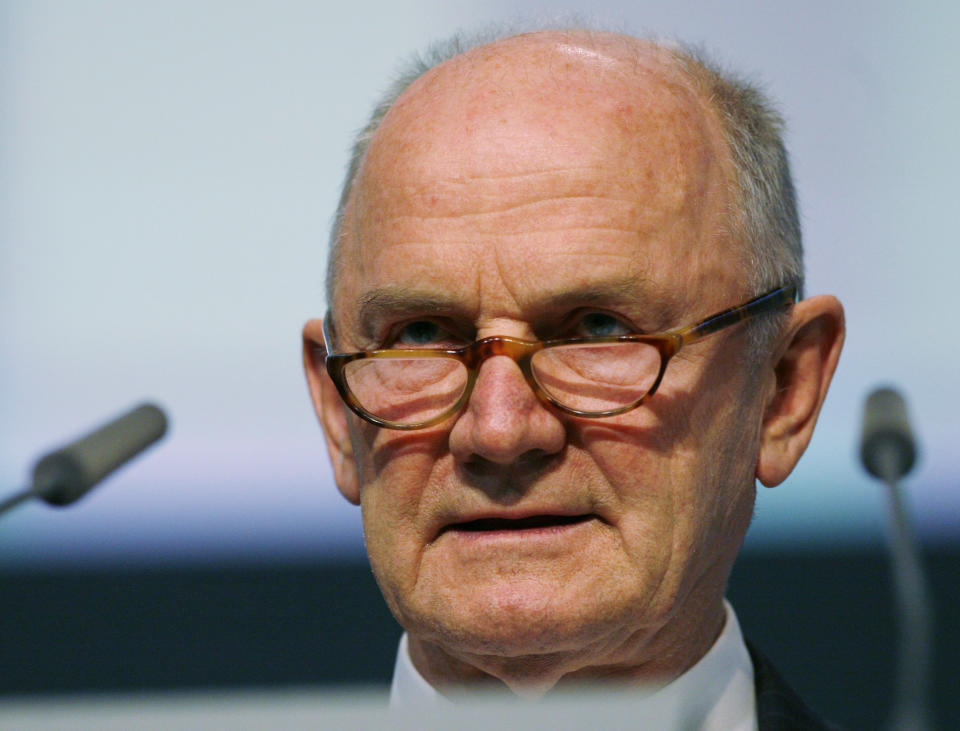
[335,35,742,331]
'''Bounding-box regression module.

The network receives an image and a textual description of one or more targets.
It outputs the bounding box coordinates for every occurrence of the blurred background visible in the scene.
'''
[2,1,957,727]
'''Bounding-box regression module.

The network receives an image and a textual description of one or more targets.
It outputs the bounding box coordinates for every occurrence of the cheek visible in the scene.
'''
[359,463,430,616]
[358,448,429,534]
[353,428,451,581]
[580,389,756,578]
[659,395,761,563]
[579,431,687,571]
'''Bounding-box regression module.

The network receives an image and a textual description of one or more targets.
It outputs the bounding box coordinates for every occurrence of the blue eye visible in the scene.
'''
[578,312,630,337]
[396,320,445,346]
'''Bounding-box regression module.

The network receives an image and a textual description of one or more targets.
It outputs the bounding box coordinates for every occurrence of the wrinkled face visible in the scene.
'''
[329,38,763,667]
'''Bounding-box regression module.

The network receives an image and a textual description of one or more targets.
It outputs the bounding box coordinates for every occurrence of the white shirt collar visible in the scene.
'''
[390,600,757,731]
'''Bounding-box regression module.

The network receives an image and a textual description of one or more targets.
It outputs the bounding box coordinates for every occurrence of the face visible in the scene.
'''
[321,36,767,682]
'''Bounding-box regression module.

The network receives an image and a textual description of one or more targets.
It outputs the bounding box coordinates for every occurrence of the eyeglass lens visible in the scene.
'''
[341,339,663,425]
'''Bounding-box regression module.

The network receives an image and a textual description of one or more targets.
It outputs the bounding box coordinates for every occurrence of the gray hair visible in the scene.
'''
[325,28,803,354]
[666,44,803,354]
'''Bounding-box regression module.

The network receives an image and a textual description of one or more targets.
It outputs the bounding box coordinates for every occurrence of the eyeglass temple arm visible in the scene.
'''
[319,317,337,357]
[674,284,798,345]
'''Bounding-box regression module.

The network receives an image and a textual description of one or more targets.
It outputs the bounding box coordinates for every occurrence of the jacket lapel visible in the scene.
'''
[748,641,843,731]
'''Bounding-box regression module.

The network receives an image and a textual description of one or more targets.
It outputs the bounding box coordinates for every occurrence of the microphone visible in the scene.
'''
[859,387,930,731]
[0,403,169,517]
[861,387,917,482]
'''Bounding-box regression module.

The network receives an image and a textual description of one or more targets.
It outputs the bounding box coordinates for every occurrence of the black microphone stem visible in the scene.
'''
[880,464,933,731]
[860,387,933,731]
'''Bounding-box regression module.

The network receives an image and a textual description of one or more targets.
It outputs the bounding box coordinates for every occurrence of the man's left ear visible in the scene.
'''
[756,295,845,487]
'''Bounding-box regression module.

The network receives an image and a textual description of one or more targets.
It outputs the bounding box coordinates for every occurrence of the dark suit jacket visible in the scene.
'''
[749,643,843,731]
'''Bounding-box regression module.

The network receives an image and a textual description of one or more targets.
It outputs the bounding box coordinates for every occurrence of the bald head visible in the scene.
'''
[326,30,802,350]
[352,34,729,278]
[368,31,718,180]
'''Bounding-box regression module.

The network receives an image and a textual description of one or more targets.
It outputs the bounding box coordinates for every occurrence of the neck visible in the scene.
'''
[407,592,727,698]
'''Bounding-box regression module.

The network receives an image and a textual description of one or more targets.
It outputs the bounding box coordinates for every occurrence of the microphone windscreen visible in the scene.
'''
[31,403,168,506]
[860,387,917,480]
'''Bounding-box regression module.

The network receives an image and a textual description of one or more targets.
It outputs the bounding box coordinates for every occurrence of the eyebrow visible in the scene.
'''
[358,286,454,314]
[355,286,460,340]
[540,276,657,311]
[539,277,682,330]
[358,285,458,317]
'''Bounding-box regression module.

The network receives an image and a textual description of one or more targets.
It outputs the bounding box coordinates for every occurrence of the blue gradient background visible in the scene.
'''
[2,1,957,567]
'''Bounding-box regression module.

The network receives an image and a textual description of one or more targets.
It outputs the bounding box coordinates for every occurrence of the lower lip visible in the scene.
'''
[443,517,598,543]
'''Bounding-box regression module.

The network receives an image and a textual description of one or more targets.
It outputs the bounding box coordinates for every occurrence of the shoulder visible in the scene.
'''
[747,641,845,731]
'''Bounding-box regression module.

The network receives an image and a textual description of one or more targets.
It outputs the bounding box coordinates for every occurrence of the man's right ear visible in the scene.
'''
[302,318,360,505]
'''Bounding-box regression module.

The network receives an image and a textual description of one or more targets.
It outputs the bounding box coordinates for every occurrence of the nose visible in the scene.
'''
[448,354,567,466]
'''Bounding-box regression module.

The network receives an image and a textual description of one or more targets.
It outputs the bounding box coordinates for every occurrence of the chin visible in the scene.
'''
[405,577,642,660]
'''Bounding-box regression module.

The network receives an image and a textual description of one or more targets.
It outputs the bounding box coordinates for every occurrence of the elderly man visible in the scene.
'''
[303,28,845,729]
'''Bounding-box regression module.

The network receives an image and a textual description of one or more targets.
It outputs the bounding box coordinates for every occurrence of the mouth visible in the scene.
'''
[444,514,596,533]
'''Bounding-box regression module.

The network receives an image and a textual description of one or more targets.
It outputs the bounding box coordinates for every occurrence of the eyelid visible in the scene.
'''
[559,308,644,337]
[375,309,646,346]
[384,316,471,348]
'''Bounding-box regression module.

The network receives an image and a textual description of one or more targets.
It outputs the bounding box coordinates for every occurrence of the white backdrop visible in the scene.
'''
[2,1,957,567]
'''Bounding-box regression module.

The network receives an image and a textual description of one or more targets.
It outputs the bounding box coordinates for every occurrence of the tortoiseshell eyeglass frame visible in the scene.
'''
[318,284,798,430]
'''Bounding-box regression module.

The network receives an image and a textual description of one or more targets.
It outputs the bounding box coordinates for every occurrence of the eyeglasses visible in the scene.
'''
[319,284,797,430]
